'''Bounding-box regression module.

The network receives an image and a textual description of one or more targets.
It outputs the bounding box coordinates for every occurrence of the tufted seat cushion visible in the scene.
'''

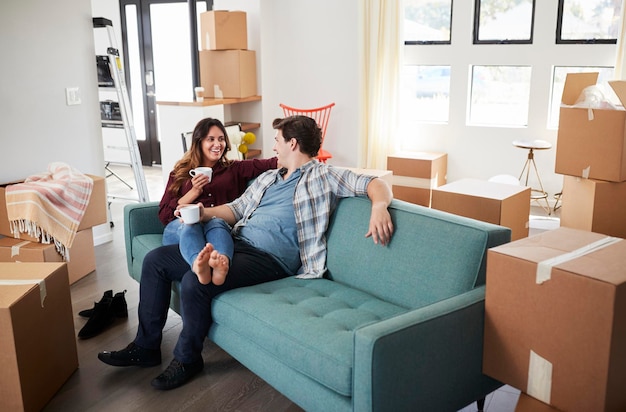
[211,276,408,396]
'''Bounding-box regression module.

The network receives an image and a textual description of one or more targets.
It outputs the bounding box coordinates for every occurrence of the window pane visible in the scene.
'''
[475,0,535,43]
[559,0,622,42]
[469,65,532,126]
[404,0,452,43]
[548,66,615,129]
[401,65,451,123]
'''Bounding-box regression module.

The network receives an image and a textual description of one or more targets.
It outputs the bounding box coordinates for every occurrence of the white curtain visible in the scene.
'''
[615,1,626,79]
[360,0,403,169]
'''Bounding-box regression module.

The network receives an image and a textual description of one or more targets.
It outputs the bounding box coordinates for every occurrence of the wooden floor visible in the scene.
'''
[43,164,561,412]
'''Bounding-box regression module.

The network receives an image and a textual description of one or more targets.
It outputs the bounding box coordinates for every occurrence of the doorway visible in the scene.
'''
[119,0,210,165]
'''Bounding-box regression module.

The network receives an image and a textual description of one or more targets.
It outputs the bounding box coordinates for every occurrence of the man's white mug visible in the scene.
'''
[189,167,212,182]
[179,204,201,224]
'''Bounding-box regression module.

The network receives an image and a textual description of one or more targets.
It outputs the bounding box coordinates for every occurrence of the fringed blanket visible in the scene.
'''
[5,162,94,261]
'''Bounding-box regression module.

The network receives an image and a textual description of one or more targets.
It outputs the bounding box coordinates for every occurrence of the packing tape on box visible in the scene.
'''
[0,278,47,307]
[11,240,31,257]
[527,350,553,404]
[392,175,438,189]
[535,236,622,284]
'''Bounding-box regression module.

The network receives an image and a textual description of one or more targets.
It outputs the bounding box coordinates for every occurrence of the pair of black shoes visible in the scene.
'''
[78,290,128,339]
[98,342,203,390]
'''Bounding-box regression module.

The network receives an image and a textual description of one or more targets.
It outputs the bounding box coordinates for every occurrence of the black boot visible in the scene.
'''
[78,290,128,339]
[79,290,128,318]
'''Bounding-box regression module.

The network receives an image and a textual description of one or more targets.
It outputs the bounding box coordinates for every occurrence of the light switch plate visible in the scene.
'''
[65,87,81,105]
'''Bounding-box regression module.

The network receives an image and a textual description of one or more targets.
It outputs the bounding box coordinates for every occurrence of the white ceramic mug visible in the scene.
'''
[189,167,212,182]
[178,204,201,224]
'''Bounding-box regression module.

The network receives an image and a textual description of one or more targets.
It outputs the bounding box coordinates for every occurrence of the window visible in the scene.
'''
[474,0,535,44]
[548,66,615,128]
[402,65,451,123]
[404,0,453,44]
[469,65,532,126]
[557,0,622,43]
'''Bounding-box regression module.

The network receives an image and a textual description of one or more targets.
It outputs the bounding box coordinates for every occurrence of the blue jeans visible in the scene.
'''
[133,242,290,363]
[162,218,234,268]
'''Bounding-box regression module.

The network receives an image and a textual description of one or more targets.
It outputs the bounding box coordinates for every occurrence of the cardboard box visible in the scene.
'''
[484,227,626,412]
[431,178,530,240]
[387,152,447,207]
[515,393,563,412]
[199,50,257,98]
[200,10,247,51]
[0,174,107,240]
[555,72,626,182]
[0,262,78,412]
[560,175,626,238]
[0,229,96,284]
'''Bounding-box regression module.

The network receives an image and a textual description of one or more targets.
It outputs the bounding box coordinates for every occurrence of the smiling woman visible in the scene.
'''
[157,117,278,273]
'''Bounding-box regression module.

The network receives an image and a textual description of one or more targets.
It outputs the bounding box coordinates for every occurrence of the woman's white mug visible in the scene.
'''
[189,167,212,182]
[178,204,201,224]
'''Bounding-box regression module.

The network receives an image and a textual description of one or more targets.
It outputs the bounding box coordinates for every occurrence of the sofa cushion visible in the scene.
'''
[326,197,505,309]
[130,234,163,282]
[211,276,407,396]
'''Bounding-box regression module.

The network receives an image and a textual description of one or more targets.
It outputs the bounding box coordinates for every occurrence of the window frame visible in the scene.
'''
[473,0,536,45]
[556,0,619,45]
[404,0,454,45]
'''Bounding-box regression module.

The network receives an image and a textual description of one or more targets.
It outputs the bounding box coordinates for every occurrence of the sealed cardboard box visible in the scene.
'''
[0,262,78,412]
[0,229,96,284]
[484,227,626,412]
[560,175,626,238]
[0,174,107,239]
[555,72,626,182]
[199,50,257,98]
[200,10,247,50]
[515,393,563,412]
[387,152,447,207]
[432,178,530,240]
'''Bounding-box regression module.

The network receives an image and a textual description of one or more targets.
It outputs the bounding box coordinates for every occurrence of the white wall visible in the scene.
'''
[0,0,104,182]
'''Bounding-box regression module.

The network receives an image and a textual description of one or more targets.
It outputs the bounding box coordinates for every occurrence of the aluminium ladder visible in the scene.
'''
[93,17,150,203]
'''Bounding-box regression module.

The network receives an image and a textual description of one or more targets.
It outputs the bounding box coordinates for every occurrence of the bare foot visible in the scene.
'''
[209,250,229,286]
[192,243,214,285]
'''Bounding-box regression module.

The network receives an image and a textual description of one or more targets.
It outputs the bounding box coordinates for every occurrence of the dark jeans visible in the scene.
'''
[134,240,290,363]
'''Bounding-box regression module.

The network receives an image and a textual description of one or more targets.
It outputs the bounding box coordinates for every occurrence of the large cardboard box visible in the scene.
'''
[0,229,96,284]
[431,178,530,240]
[484,227,626,412]
[515,393,563,412]
[0,174,107,240]
[387,152,447,207]
[0,262,78,412]
[560,175,626,238]
[555,72,626,182]
[200,10,247,51]
[199,50,257,98]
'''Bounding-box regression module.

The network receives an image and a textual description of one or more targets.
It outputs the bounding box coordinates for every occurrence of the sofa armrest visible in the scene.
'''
[123,201,163,275]
[353,286,502,412]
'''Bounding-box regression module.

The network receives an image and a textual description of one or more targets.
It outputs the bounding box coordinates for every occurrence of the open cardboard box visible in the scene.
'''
[555,72,626,182]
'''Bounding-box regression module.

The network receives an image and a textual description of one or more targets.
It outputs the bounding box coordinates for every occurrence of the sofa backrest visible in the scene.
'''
[325,197,510,309]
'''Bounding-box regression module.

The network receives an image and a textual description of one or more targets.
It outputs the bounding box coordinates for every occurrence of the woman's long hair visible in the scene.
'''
[168,117,232,194]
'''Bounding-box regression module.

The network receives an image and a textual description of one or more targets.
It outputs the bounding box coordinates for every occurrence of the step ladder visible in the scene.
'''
[93,17,150,203]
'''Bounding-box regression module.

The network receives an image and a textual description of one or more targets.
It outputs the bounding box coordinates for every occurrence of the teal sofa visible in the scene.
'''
[124,197,509,411]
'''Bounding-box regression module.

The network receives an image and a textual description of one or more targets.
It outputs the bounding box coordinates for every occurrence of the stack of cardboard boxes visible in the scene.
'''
[0,175,106,410]
[483,73,626,411]
[198,10,257,99]
[555,72,626,238]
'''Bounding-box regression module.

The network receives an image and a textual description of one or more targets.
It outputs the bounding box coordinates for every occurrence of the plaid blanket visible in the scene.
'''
[5,162,93,260]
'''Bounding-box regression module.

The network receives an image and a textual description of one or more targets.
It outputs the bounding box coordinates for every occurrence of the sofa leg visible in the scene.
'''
[476,397,486,411]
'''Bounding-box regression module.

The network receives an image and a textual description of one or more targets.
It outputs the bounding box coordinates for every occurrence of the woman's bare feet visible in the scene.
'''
[209,250,229,286]
[192,244,214,284]
[192,243,230,285]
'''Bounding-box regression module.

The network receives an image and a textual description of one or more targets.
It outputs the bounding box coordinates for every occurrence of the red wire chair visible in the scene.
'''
[279,102,336,163]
